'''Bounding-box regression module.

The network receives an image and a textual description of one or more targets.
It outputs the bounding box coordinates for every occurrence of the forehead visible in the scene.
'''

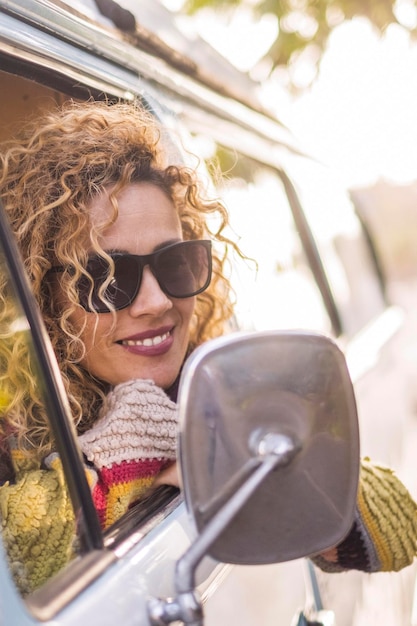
[87,182,182,252]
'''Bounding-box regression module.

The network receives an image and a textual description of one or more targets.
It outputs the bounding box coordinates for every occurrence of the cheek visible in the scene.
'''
[177,298,197,349]
[69,307,113,355]
[178,298,196,328]
[81,315,113,351]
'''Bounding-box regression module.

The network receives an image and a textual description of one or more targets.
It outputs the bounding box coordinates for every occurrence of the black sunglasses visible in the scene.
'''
[49,240,212,313]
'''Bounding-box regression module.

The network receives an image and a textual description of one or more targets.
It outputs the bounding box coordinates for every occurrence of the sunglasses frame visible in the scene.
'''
[48,239,212,313]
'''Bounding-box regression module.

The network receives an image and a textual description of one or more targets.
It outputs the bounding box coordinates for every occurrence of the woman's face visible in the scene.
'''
[67,182,195,389]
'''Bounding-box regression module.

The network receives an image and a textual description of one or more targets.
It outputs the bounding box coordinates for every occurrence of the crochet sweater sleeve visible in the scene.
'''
[312,457,417,573]
[0,449,76,596]
[0,379,178,595]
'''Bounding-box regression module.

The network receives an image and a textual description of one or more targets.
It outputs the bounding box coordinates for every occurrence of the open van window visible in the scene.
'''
[282,154,388,337]
[204,150,333,334]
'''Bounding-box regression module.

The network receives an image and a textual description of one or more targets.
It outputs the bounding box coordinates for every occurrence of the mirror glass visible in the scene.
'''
[178,330,360,565]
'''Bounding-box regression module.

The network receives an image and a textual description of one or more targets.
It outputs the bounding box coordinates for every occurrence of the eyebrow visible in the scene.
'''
[102,239,183,256]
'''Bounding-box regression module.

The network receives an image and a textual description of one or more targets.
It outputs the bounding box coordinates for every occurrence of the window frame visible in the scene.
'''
[0,199,103,552]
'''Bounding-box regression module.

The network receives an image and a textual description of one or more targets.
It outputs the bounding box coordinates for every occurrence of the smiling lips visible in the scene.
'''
[121,331,170,347]
[119,328,174,356]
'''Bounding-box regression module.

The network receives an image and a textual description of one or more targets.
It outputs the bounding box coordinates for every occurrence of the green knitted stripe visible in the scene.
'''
[360,460,417,571]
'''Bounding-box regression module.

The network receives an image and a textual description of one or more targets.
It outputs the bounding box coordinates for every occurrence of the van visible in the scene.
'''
[0,1,416,624]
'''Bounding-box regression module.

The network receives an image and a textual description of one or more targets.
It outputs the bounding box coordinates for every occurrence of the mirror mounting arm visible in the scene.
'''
[148,433,300,625]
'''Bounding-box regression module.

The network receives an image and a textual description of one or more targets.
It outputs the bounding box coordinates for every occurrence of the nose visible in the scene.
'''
[128,265,173,316]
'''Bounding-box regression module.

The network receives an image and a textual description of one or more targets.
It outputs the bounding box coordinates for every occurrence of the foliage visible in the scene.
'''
[182,0,415,86]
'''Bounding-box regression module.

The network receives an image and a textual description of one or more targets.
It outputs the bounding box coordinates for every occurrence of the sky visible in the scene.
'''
[165,2,417,190]
[286,18,417,189]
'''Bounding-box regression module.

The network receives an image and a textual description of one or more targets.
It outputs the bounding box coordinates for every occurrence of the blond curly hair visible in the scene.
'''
[0,100,237,460]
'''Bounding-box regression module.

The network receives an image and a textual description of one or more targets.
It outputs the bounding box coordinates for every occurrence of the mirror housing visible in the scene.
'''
[148,330,360,625]
[179,329,359,564]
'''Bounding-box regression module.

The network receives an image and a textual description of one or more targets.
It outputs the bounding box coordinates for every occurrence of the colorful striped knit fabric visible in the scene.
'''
[79,379,178,529]
[0,379,179,592]
[87,457,169,528]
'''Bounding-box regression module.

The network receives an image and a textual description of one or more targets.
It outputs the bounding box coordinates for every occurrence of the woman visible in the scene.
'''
[0,100,236,594]
[0,100,415,596]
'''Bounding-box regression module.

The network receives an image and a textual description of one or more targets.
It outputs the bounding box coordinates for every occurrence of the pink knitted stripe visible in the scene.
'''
[99,458,166,485]
[91,458,168,527]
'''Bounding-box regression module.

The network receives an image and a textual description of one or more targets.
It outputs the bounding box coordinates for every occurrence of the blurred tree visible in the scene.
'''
[182,0,415,86]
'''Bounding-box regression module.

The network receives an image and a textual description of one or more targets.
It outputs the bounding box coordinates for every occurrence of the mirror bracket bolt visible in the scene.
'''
[148,590,203,625]
[250,430,300,464]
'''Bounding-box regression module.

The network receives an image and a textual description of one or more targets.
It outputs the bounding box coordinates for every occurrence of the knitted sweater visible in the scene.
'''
[0,380,416,595]
[312,457,417,573]
[78,379,178,528]
[0,379,178,595]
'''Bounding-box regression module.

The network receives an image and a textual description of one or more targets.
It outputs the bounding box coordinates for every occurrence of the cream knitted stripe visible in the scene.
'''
[102,379,179,422]
[79,379,178,469]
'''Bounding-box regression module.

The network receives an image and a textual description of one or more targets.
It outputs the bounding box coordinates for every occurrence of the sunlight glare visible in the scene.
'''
[183,4,417,189]
[284,18,417,187]
[192,7,278,72]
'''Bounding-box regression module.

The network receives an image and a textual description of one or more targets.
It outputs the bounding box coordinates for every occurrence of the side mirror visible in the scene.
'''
[148,330,360,626]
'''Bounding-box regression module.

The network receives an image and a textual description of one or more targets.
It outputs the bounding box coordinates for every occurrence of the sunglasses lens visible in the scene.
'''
[77,241,212,312]
[78,256,138,312]
[155,241,211,298]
